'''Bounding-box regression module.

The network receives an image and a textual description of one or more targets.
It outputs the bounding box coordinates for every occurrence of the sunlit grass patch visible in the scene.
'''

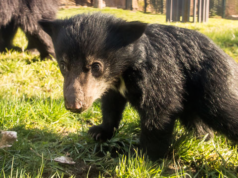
[115,151,164,178]
[12,29,28,51]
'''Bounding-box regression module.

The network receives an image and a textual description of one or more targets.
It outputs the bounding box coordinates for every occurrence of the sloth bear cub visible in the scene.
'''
[39,13,238,161]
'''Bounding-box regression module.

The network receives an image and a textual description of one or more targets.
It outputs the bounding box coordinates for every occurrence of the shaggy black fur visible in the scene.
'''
[39,13,238,161]
[0,0,58,59]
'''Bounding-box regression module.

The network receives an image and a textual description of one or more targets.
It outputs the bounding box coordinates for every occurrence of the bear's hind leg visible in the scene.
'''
[139,115,176,161]
[180,112,214,141]
[198,103,238,142]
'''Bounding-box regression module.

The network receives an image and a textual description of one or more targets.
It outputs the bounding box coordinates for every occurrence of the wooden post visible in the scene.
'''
[193,0,196,23]
[188,0,191,22]
[198,0,201,22]
[182,0,185,22]
[206,0,209,21]
[176,0,180,21]
[170,0,173,22]
[166,0,169,22]
[201,0,204,22]
[204,0,208,22]
[222,0,226,18]
[202,0,206,22]
[172,0,177,21]
[182,0,189,22]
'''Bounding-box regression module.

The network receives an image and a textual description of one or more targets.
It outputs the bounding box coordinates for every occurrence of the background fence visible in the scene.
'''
[60,0,238,17]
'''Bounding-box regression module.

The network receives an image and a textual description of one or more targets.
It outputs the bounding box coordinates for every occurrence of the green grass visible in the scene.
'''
[0,7,238,177]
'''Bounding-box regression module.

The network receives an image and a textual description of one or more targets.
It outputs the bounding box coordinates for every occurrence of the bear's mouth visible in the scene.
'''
[66,108,84,113]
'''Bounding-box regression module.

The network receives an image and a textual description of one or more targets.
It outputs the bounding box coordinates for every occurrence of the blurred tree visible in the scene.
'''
[210,0,223,16]
[150,0,164,13]
[144,0,147,12]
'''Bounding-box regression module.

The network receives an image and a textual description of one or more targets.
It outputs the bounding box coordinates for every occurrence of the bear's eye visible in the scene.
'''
[59,61,68,73]
[91,62,103,77]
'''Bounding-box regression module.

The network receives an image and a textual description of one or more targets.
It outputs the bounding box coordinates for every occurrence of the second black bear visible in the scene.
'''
[0,0,58,59]
[39,13,238,161]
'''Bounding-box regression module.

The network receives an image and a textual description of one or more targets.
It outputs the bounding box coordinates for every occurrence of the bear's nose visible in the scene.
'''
[65,100,83,110]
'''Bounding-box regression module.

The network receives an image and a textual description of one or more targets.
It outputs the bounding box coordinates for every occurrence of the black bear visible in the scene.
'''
[0,0,58,59]
[39,13,238,161]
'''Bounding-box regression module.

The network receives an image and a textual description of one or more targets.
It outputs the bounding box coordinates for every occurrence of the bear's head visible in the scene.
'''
[39,13,147,113]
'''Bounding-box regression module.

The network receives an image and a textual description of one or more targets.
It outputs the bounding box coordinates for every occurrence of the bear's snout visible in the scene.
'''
[65,99,84,113]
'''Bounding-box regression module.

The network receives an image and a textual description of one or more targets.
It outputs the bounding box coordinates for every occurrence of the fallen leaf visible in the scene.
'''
[54,156,76,165]
[0,131,17,148]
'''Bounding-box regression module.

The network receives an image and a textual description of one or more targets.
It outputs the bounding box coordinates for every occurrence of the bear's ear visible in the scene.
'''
[110,21,147,47]
[38,20,61,38]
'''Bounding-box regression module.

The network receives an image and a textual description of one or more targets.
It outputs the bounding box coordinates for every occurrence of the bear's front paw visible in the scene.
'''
[88,125,114,141]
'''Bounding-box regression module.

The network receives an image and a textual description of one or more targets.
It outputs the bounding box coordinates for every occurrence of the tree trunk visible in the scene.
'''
[144,0,147,13]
